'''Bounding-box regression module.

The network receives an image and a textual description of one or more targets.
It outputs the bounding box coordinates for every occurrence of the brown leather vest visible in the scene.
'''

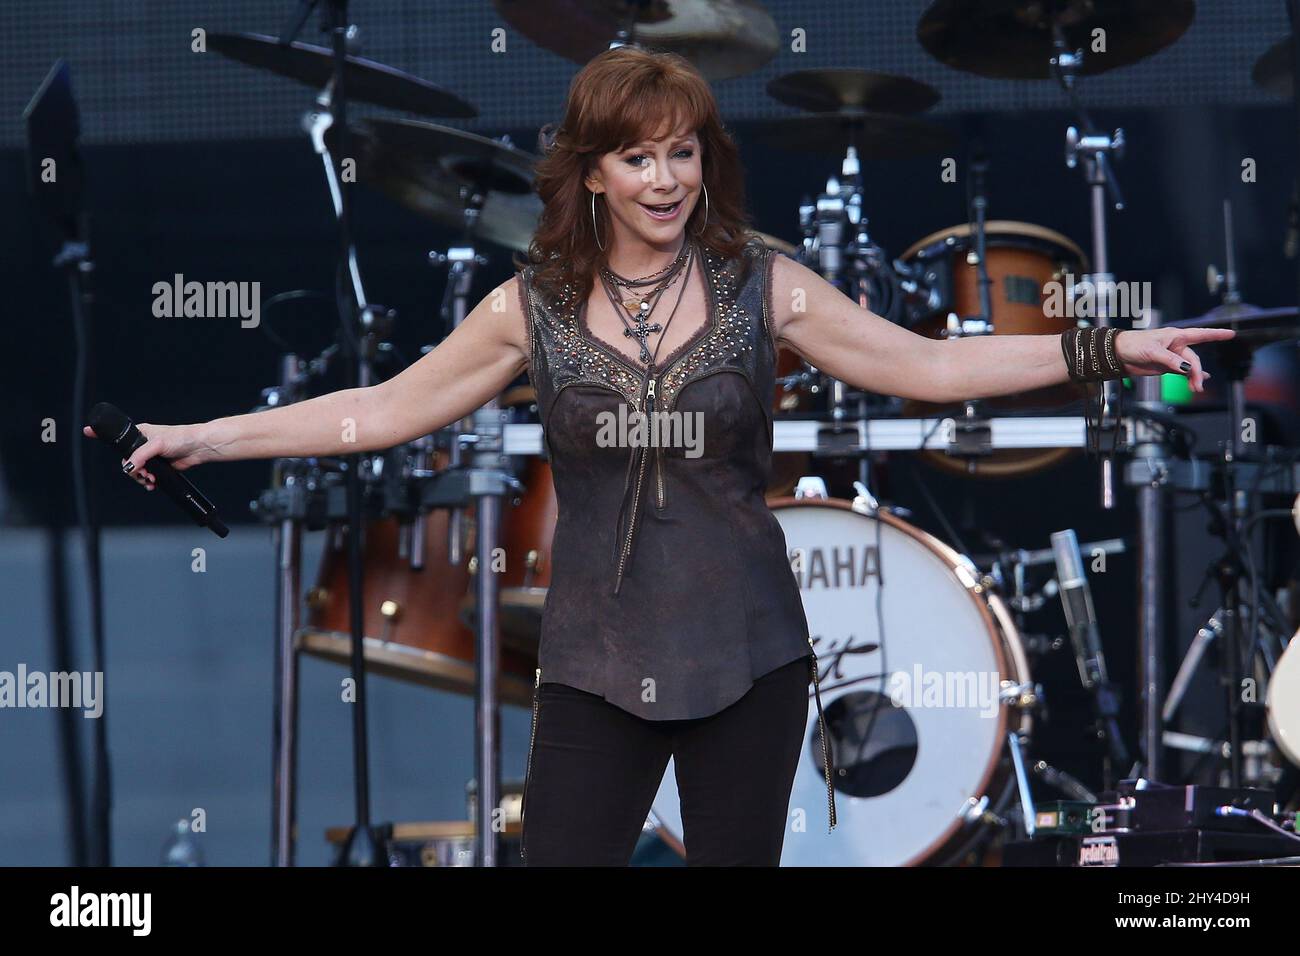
[518,236,836,828]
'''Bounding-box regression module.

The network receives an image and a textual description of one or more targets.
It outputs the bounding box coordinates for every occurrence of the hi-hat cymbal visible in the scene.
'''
[493,0,779,80]
[745,110,954,158]
[208,32,477,117]
[916,0,1195,80]
[767,69,940,114]
[1253,36,1294,97]
[340,119,542,252]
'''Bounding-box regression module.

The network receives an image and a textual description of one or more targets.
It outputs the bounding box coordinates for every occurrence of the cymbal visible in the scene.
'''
[745,110,954,158]
[493,0,779,80]
[341,119,542,252]
[767,69,940,114]
[1171,303,1300,346]
[207,32,477,117]
[1253,36,1293,97]
[916,0,1195,80]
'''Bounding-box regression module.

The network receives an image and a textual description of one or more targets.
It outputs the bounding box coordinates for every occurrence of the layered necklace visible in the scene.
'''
[596,239,695,368]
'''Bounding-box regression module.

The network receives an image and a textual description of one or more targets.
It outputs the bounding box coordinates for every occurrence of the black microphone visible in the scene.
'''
[86,402,228,538]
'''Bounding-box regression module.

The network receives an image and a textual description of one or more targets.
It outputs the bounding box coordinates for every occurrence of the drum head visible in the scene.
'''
[1267,633,1300,767]
[650,498,1027,865]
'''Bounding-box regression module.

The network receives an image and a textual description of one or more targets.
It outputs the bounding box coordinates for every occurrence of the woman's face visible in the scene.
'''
[586,122,702,252]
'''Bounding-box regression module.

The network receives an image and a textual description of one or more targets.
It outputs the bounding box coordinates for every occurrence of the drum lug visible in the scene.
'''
[959,795,990,824]
[960,795,1007,830]
[1001,680,1039,710]
[850,480,879,515]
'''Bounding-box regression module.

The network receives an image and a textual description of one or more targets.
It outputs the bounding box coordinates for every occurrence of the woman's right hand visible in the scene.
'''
[81,422,213,491]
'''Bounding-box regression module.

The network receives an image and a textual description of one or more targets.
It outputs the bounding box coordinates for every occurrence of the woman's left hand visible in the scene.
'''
[1114,327,1237,393]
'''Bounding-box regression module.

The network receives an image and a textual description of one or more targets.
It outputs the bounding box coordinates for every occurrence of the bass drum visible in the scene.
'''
[1268,630,1300,767]
[649,497,1033,865]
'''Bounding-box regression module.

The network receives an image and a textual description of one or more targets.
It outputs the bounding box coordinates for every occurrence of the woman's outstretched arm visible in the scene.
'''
[768,252,1234,403]
[87,275,530,488]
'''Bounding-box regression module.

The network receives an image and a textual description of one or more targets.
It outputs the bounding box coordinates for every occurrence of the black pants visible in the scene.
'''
[520,655,811,866]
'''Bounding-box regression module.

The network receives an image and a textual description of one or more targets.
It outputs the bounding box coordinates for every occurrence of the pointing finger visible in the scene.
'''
[1182,327,1236,342]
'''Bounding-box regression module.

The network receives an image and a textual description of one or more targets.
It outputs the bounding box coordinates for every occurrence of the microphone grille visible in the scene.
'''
[87,402,130,438]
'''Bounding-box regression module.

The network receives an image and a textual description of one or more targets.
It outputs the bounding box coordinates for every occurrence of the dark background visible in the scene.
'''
[2,1,1299,864]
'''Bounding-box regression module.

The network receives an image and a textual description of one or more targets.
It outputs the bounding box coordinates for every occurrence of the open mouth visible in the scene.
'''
[639,198,683,221]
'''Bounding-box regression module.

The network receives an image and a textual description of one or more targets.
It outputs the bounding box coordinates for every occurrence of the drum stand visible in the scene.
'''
[432,226,524,867]
[460,405,518,867]
[268,356,306,868]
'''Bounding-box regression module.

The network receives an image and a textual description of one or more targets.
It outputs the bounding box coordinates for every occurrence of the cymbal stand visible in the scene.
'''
[280,0,383,866]
[1054,28,1126,512]
[1051,27,1165,780]
[1180,339,1293,786]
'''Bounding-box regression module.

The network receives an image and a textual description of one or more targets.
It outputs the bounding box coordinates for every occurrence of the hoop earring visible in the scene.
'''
[591,190,605,251]
[693,183,709,237]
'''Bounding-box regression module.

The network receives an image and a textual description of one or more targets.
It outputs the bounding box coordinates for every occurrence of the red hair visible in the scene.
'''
[518,45,752,302]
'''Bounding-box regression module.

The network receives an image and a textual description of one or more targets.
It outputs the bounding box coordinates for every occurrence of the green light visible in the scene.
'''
[1160,372,1193,405]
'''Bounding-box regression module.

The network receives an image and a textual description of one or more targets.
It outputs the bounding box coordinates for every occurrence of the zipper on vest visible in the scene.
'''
[808,639,838,832]
[520,666,541,863]
[655,443,665,510]
[647,374,665,509]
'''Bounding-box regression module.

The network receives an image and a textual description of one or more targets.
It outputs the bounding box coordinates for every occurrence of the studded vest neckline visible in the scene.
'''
[574,241,720,380]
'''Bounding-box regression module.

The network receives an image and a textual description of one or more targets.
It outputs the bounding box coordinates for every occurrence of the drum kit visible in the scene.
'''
[208,1,1300,866]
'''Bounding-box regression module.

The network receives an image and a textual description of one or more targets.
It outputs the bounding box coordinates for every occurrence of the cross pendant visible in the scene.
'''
[623,309,662,364]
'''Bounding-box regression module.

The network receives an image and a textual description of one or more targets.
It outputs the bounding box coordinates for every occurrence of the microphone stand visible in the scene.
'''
[29,59,112,865]
[59,229,113,866]
[957,148,996,473]
[967,149,994,332]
